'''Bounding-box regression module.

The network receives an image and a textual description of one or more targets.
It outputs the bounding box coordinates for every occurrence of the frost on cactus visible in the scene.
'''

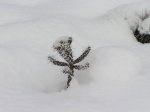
[134,11,150,43]
[48,36,91,88]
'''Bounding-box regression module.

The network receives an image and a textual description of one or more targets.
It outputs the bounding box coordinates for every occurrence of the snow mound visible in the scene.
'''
[89,47,141,82]
[0,45,67,92]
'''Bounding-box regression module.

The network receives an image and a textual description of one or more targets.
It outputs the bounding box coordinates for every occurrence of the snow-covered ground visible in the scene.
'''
[0,0,150,111]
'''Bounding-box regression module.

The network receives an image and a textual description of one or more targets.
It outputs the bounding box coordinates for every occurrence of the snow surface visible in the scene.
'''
[0,0,150,112]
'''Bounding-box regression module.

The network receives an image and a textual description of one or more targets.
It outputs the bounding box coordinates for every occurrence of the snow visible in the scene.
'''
[138,17,150,34]
[89,47,141,82]
[0,0,150,111]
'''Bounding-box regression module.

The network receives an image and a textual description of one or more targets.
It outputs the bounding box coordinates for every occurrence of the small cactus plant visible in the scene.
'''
[48,36,91,88]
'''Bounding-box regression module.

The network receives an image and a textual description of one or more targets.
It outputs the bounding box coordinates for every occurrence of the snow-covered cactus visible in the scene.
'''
[134,11,150,43]
[48,36,91,88]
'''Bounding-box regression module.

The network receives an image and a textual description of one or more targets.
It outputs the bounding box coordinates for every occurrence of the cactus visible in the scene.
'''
[48,36,91,88]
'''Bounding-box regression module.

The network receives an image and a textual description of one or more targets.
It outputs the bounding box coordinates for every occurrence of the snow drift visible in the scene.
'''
[0,0,150,112]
